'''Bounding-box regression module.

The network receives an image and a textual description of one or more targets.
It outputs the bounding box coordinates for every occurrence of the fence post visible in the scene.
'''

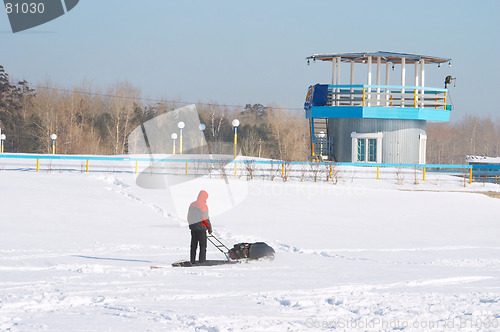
[135,161,138,174]
[330,165,333,180]
[377,166,380,180]
[281,163,284,178]
[86,160,89,173]
[36,159,39,172]
[469,167,472,185]
[423,167,426,181]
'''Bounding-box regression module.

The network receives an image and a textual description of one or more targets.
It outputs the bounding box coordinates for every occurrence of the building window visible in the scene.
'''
[367,138,377,162]
[357,139,366,161]
[351,132,383,163]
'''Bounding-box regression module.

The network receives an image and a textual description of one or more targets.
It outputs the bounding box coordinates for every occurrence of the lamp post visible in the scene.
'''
[232,119,240,159]
[318,131,326,158]
[232,119,240,177]
[50,134,57,154]
[199,124,206,154]
[0,134,5,153]
[177,121,185,154]
[171,133,177,155]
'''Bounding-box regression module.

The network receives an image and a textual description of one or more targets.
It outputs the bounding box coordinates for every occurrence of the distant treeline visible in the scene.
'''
[427,116,500,164]
[1,65,499,163]
[0,65,308,161]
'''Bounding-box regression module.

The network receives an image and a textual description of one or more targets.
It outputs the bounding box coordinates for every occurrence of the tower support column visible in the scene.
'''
[401,57,406,107]
[367,56,372,106]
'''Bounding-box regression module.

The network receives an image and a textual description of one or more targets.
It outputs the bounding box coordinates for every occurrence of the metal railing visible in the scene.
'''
[327,85,448,109]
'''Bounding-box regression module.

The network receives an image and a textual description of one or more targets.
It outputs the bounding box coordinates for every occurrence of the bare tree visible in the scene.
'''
[244,160,256,180]
[266,107,309,161]
[240,128,261,157]
[104,82,141,155]
[31,82,60,153]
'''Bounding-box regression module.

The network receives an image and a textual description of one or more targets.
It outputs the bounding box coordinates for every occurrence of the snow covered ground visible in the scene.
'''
[1,167,500,331]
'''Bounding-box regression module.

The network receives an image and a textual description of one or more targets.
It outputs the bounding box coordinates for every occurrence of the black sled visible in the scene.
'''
[172,234,275,267]
[207,234,275,261]
[228,242,275,260]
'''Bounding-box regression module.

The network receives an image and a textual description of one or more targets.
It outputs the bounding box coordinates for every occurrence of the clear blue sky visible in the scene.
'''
[1,0,499,121]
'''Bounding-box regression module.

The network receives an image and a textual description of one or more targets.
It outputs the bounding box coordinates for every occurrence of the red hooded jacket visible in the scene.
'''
[187,190,212,231]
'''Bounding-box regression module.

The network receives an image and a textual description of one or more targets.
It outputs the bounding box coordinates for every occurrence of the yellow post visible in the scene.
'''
[52,143,55,155]
[311,142,315,157]
[330,165,333,180]
[423,167,426,181]
[135,161,138,174]
[282,163,285,178]
[185,162,188,176]
[36,159,39,172]
[234,132,238,159]
[469,167,472,184]
[444,91,447,109]
[234,163,237,177]
[86,160,89,173]
[496,175,498,184]
[362,88,366,106]
[377,166,380,180]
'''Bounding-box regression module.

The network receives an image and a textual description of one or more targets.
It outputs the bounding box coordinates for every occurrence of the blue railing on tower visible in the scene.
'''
[305,84,449,110]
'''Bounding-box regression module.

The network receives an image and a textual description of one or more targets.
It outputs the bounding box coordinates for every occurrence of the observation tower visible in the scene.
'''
[304,51,452,164]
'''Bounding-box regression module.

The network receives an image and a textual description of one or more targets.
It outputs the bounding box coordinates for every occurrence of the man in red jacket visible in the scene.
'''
[187,190,212,264]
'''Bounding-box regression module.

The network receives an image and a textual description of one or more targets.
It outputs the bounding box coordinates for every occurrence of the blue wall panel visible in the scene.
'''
[307,106,450,122]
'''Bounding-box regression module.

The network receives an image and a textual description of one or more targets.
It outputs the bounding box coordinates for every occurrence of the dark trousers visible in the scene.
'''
[190,230,207,263]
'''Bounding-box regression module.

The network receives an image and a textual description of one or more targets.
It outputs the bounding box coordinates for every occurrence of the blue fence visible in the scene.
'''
[1,152,500,169]
[0,153,499,183]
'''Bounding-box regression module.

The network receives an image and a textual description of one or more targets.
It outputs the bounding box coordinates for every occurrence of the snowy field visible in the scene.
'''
[1,166,500,331]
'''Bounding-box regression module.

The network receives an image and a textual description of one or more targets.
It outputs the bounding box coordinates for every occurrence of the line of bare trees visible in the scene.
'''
[427,116,500,164]
[0,65,309,160]
[2,65,499,163]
